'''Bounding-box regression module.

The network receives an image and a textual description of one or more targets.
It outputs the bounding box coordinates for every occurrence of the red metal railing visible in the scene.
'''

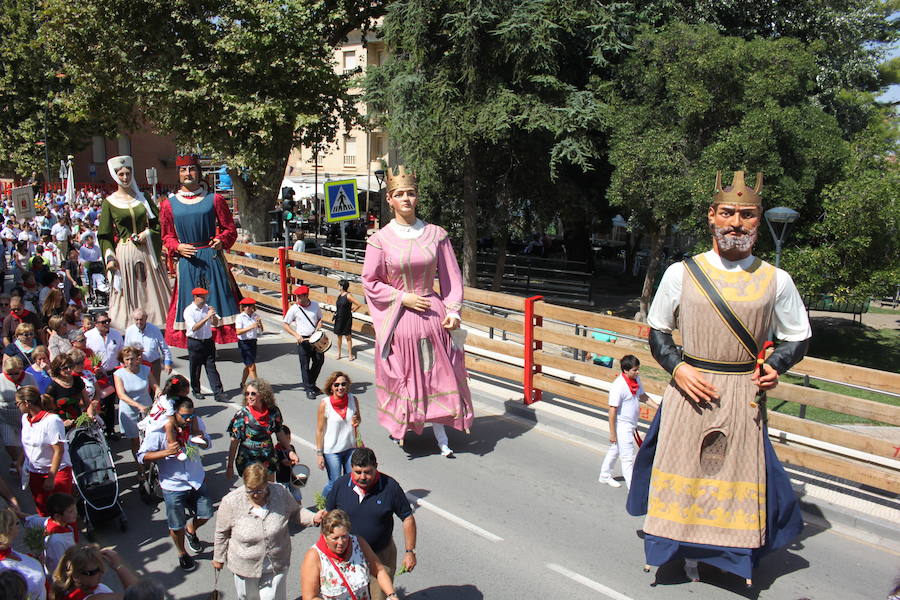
[523,295,544,405]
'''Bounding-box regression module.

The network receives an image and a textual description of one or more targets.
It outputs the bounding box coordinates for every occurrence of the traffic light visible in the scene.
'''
[281,186,296,221]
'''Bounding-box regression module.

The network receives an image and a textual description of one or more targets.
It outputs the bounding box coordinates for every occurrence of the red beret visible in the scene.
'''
[293,285,310,295]
[176,154,200,167]
[191,287,209,296]
[238,297,257,305]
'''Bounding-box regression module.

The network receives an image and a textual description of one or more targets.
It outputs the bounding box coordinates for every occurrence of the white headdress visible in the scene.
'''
[107,155,155,218]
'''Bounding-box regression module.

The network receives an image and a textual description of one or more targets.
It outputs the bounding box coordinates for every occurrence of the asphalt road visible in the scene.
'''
[9,326,899,600]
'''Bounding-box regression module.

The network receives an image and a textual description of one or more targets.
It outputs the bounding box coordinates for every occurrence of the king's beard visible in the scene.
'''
[711,225,758,253]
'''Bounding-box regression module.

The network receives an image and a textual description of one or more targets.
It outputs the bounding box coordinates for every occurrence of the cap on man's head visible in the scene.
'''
[293,285,310,296]
[191,287,209,296]
[238,297,257,306]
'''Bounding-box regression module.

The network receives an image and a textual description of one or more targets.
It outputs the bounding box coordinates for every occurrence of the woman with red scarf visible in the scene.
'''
[316,371,362,497]
[51,543,137,600]
[598,354,651,490]
[0,355,36,472]
[16,385,73,516]
[0,508,46,600]
[226,379,298,479]
[301,509,397,600]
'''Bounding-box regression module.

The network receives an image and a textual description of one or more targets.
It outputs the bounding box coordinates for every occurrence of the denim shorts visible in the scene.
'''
[162,482,214,531]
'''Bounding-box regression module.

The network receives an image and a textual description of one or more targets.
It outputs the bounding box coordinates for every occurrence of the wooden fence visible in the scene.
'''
[226,242,900,494]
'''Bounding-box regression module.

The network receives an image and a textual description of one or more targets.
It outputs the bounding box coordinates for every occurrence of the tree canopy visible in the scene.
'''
[37,0,385,239]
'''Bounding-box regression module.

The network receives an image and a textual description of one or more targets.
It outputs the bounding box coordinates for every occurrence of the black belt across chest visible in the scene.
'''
[683,352,756,374]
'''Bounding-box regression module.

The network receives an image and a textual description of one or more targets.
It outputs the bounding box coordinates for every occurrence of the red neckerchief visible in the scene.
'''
[175,424,191,446]
[315,534,351,562]
[623,374,640,396]
[3,371,25,387]
[66,587,98,600]
[329,393,349,420]
[27,410,49,424]
[46,518,80,542]
[247,403,270,428]
[9,309,30,323]
[0,546,17,561]
[350,470,380,496]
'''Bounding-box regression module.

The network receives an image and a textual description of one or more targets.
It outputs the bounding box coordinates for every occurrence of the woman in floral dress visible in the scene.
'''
[226,378,297,479]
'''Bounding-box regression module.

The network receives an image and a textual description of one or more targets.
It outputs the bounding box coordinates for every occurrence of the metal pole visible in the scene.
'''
[774,238,783,269]
[313,147,319,242]
[43,84,51,191]
[365,131,371,216]
[340,221,347,260]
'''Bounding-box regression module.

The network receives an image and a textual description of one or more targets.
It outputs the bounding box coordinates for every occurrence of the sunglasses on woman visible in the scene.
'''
[333,382,348,388]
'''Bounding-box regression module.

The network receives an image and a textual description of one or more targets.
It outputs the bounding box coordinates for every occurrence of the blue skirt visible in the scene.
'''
[626,406,804,579]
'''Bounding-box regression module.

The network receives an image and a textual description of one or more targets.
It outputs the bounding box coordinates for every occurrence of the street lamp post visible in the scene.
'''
[374,168,385,228]
[764,206,800,268]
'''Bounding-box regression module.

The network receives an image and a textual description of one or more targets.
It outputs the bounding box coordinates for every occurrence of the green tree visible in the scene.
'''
[364,0,631,285]
[784,111,900,297]
[0,0,92,180]
[603,23,850,318]
[40,0,384,241]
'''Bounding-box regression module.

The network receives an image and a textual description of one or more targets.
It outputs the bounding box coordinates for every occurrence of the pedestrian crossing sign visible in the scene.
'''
[324,179,360,223]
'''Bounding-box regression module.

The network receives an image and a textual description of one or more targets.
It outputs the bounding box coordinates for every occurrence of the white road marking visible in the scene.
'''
[406,492,504,542]
[546,563,637,600]
[216,395,503,543]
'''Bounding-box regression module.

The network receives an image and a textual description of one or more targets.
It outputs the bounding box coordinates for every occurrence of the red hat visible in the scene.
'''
[191,287,209,296]
[238,297,257,306]
[293,285,310,296]
[176,154,200,167]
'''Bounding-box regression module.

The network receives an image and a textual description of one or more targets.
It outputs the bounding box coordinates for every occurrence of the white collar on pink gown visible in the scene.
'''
[388,218,425,239]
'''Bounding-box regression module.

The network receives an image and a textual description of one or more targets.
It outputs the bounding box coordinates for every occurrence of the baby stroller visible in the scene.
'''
[85,262,109,308]
[67,420,127,539]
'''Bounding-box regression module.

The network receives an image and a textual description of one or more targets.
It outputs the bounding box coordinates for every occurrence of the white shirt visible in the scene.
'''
[608,374,642,426]
[21,412,71,473]
[78,244,101,263]
[124,322,172,365]
[184,303,214,340]
[50,222,70,241]
[321,395,358,454]
[137,424,209,492]
[283,301,322,337]
[0,552,46,600]
[647,250,812,342]
[236,312,261,341]
[292,239,306,253]
[85,326,124,371]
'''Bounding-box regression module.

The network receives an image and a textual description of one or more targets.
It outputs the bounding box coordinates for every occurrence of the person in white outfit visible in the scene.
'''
[599,355,649,489]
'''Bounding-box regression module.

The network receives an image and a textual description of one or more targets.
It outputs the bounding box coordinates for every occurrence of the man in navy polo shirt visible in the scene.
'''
[325,447,417,600]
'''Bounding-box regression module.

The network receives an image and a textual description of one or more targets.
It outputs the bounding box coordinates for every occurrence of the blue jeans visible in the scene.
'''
[322,448,354,497]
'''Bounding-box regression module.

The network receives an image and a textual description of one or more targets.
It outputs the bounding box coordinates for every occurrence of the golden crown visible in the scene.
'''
[386,165,417,193]
[713,171,763,206]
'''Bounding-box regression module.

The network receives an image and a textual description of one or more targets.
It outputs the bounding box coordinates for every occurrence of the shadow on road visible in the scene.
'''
[400,584,484,599]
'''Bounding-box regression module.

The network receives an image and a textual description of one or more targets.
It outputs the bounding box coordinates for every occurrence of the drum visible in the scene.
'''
[309,330,332,353]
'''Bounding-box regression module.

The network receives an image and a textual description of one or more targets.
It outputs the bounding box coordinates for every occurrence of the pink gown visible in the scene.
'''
[362,223,473,439]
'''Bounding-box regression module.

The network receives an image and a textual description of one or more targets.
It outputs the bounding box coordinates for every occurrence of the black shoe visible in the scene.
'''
[192,391,205,401]
[312,386,322,395]
[214,393,227,403]
[306,390,317,400]
[185,529,203,552]
[179,553,196,571]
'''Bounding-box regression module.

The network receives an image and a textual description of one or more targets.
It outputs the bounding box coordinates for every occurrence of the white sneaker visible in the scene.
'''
[440,445,454,457]
[598,474,621,488]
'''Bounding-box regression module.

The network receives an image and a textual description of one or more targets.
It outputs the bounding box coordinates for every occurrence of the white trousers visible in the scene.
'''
[432,423,448,447]
[600,421,637,488]
[234,570,286,600]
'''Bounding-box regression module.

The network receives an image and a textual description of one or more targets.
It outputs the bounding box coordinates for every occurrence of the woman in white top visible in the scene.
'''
[0,508,46,600]
[301,509,397,600]
[17,385,74,517]
[315,372,361,497]
[52,543,138,600]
